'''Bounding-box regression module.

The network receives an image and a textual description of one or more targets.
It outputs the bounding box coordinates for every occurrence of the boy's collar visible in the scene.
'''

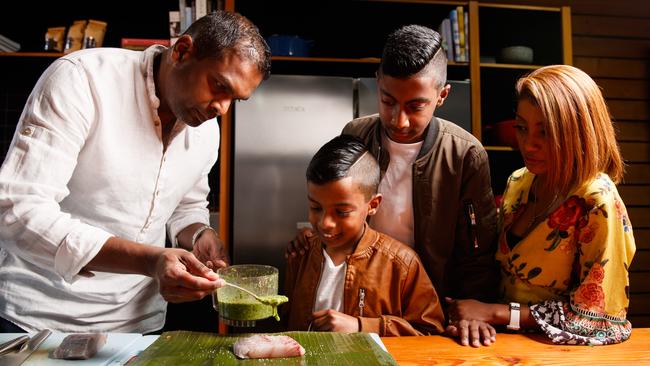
[349,223,379,257]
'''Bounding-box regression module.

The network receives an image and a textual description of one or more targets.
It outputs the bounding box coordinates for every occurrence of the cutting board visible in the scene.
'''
[0,332,143,365]
[128,331,398,365]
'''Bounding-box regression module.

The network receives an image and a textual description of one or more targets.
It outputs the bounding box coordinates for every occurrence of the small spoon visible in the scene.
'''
[223,281,265,302]
[223,281,288,307]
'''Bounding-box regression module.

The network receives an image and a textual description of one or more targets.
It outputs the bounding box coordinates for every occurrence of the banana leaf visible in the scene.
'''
[129,331,398,366]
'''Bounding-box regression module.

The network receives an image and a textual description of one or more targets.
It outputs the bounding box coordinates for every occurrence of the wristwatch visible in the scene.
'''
[507,302,521,330]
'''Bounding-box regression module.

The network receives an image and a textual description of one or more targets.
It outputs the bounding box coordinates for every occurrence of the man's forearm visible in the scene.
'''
[84,236,164,276]
[176,222,211,251]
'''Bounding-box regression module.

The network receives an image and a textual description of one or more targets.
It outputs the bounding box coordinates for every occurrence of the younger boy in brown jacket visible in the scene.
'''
[284,135,444,336]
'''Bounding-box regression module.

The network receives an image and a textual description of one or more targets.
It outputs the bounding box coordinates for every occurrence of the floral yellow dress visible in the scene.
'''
[496,168,636,345]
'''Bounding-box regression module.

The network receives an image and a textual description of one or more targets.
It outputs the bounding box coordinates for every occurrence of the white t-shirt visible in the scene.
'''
[313,250,347,312]
[370,134,423,246]
[0,46,219,333]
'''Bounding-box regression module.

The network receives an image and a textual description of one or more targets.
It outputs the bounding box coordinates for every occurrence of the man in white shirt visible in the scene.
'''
[0,10,271,333]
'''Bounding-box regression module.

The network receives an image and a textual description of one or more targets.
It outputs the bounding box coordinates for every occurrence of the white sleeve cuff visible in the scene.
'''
[167,214,210,248]
[54,226,114,283]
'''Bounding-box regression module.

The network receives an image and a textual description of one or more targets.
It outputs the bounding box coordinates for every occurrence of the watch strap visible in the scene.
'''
[507,302,521,330]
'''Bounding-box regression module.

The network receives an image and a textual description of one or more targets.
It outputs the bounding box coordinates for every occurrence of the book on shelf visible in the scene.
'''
[438,7,469,63]
[121,38,171,51]
[456,6,466,62]
[463,9,469,62]
[449,9,462,62]
[439,18,453,61]
[178,0,225,33]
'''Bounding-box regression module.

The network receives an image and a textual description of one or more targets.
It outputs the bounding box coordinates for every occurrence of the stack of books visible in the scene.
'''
[439,6,468,63]
[0,34,20,52]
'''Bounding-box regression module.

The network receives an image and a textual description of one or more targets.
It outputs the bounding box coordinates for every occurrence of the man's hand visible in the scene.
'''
[310,309,359,333]
[154,248,225,303]
[445,297,497,347]
[192,228,229,270]
[285,227,313,258]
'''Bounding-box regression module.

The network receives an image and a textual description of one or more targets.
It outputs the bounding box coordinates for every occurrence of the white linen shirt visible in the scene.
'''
[0,46,220,333]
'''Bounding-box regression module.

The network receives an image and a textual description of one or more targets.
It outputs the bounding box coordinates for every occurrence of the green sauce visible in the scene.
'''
[257,295,288,321]
[218,295,288,321]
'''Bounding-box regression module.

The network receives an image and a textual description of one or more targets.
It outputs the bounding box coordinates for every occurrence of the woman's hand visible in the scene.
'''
[445,297,498,347]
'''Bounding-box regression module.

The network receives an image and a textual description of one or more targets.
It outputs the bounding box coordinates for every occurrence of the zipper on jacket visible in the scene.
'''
[358,288,365,317]
[465,201,479,250]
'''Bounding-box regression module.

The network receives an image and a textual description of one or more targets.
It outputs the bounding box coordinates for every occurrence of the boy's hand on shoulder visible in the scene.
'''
[285,228,314,258]
[311,309,359,333]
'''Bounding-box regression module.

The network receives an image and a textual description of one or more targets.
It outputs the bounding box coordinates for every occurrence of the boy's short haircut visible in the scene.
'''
[306,135,380,200]
[380,24,447,88]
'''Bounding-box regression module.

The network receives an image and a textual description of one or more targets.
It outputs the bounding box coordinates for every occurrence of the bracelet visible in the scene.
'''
[191,225,216,247]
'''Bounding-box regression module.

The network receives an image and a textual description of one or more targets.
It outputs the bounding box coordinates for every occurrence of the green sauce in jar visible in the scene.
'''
[218,295,288,321]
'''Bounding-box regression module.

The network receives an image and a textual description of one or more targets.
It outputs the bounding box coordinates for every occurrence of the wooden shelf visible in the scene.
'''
[0,52,64,57]
[271,56,468,67]
[480,62,543,70]
[271,56,380,63]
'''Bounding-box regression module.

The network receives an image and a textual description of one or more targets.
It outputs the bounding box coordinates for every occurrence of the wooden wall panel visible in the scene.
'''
[575,58,649,79]
[608,100,649,121]
[630,271,650,293]
[630,293,650,310]
[629,315,650,328]
[630,250,650,271]
[629,294,650,316]
[573,14,650,39]
[633,229,650,250]
[573,37,650,59]
[629,207,650,228]
[568,0,650,17]
[619,185,650,206]
[624,164,650,184]
[617,122,650,142]
[480,0,650,18]
[620,142,650,162]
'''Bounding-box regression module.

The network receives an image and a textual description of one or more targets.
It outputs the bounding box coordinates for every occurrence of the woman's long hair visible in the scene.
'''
[515,64,624,196]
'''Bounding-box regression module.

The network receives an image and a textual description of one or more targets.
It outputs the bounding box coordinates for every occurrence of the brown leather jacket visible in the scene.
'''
[342,115,498,303]
[283,225,444,336]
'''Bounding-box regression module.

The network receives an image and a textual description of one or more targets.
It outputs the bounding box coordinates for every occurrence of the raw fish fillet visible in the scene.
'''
[52,333,107,360]
[233,335,305,359]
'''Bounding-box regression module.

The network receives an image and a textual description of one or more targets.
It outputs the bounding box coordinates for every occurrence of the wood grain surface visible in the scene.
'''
[382,328,650,365]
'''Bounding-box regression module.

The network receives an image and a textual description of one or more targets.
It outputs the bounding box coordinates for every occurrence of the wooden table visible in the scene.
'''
[381,328,650,365]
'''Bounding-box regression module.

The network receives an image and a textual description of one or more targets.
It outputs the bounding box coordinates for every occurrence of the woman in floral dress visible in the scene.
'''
[446,65,636,346]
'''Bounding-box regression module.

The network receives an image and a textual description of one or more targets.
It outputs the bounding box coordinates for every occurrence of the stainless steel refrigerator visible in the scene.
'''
[231,75,354,273]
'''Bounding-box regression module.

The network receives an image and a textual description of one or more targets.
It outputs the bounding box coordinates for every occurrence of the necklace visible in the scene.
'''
[527,178,558,231]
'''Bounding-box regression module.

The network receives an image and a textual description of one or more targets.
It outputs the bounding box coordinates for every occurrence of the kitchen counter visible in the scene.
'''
[2,328,649,365]
[381,328,650,365]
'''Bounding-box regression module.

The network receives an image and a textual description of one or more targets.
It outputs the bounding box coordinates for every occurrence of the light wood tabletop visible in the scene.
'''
[381,328,650,365]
